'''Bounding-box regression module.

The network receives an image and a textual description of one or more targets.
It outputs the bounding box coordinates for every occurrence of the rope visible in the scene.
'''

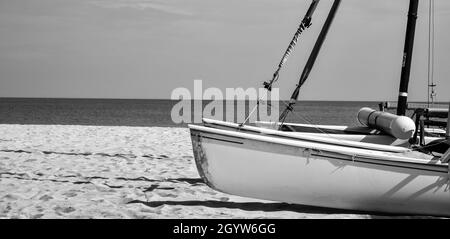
[263,0,319,91]
[241,0,320,127]
[264,21,309,91]
[280,101,337,136]
[239,93,277,127]
[239,100,260,127]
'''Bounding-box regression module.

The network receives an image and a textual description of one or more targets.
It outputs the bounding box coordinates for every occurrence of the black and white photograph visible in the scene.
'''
[0,0,449,221]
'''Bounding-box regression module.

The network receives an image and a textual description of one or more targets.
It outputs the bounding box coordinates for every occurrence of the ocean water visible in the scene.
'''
[0,98,383,127]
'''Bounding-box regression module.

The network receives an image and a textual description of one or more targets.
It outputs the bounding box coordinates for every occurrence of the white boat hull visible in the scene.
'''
[189,124,450,216]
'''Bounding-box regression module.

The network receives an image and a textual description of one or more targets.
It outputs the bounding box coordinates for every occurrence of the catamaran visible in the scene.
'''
[188,0,450,216]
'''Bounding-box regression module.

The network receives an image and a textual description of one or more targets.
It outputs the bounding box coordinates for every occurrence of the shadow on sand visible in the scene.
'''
[126,199,419,218]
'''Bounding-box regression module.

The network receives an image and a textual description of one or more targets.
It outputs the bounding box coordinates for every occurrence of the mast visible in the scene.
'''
[447,102,450,139]
[279,0,341,124]
[397,0,419,116]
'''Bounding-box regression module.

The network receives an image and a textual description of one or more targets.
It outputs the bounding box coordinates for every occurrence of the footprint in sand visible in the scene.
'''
[142,184,159,192]
[142,154,155,159]
[35,206,44,212]
[62,191,78,198]
[158,191,178,198]
[39,195,53,202]
[2,204,12,214]
[24,158,37,163]
[54,206,76,214]
[31,213,44,219]
[156,155,169,160]
[3,194,21,201]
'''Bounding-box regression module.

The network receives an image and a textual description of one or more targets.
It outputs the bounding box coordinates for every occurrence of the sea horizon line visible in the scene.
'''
[2,97,448,104]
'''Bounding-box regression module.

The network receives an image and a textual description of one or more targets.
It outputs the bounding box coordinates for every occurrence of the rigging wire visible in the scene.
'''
[279,0,341,128]
[279,100,345,140]
[427,0,436,107]
[277,101,395,149]
[263,0,320,92]
[240,0,320,127]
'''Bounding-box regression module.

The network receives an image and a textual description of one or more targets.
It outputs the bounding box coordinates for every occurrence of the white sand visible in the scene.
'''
[0,124,432,219]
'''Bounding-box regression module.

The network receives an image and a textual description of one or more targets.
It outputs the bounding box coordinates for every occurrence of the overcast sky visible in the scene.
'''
[0,0,449,101]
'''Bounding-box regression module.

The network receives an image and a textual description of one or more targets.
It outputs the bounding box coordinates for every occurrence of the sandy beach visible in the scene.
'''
[0,124,437,219]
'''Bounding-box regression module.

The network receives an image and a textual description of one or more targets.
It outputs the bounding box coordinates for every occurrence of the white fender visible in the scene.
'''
[357,107,416,140]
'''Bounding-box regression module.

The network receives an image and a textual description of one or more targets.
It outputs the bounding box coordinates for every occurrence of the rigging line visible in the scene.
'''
[279,0,341,127]
[278,100,365,147]
[427,0,436,107]
[280,100,431,152]
[240,98,262,127]
[280,101,335,136]
[427,0,432,107]
[264,0,320,92]
[431,0,436,104]
[240,93,278,126]
[241,0,320,127]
